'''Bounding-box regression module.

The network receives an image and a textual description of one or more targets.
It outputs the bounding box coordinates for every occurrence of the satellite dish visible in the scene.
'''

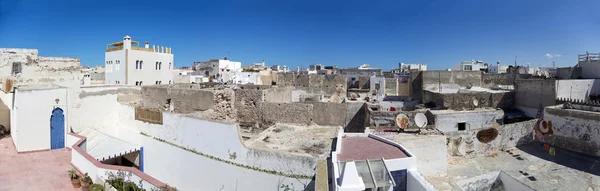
[414,113,428,128]
[350,93,358,100]
[473,99,479,106]
[396,114,409,130]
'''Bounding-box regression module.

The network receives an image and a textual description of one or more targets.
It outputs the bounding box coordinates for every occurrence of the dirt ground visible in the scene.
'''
[244,123,338,158]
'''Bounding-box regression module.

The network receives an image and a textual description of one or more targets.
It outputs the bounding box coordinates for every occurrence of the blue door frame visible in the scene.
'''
[50,107,65,149]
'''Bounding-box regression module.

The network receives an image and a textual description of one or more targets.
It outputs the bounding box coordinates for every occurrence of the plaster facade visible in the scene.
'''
[539,105,600,156]
[11,86,68,152]
[426,109,504,133]
[104,36,173,85]
[0,48,82,87]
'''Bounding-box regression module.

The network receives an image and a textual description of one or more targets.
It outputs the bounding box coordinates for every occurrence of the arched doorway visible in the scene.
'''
[50,107,65,149]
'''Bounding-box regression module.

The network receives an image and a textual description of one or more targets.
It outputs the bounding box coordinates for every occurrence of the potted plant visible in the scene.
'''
[89,184,104,191]
[69,169,81,188]
[81,173,93,191]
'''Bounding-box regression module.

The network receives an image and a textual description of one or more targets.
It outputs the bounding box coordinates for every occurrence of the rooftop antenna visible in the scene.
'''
[514,56,518,67]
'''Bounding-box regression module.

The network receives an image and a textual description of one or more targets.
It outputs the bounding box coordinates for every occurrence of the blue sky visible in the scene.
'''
[1,0,599,70]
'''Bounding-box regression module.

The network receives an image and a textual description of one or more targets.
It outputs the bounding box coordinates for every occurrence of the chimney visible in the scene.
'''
[123,35,132,50]
[145,41,149,48]
[153,45,156,52]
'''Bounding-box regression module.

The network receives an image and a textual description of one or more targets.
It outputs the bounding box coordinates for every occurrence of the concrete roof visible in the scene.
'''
[338,136,408,161]
[17,84,65,91]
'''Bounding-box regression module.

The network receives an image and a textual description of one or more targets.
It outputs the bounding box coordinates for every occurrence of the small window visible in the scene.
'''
[159,62,162,70]
[169,62,172,70]
[140,61,143,69]
[136,81,139,86]
[155,81,158,85]
[156,62,159,70]
[136,60,139,69]
[12,62,22,75]
[458,122,466,131]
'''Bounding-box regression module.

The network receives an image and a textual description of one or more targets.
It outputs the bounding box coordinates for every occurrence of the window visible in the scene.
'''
[458,122,466,131]
[169,80,171,84]
[463,65,472,71]
[159,62,162,70]
[140,61,143,69]
[159,81,162,84]
[136,60,139,69]
[156,62,159,70]
[155,81,158,85]
[12,62,21,75]
[116,60,120,70]
[169,62,172,70]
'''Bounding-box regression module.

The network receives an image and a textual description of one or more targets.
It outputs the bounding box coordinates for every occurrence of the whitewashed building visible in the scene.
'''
[453,60,487,72]
[399,63,427,75]
[487,61,509,74]
[104,35,174,86]
[194,58,242,83]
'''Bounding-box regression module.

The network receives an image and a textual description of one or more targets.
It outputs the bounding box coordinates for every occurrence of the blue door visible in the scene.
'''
[50,108,65,149]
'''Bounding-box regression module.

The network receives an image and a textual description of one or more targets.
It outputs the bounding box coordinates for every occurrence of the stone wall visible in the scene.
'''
[259,102,313,126]
[276,73,347,95]
[445,119,536,157]
[0,48,83,87]
[311,102,347,126]
[481,73,516,88]
[409,71,423,101]
[515,79,556,117]
[385,78,397,96]
[141,85,215,113]
[539,106,600,156]
[263,86,292,103]
[421,71,482,92]
[423,90,514,110]
[345,102,368,132]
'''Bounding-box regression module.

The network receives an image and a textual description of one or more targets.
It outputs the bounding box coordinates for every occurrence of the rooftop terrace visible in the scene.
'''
[338,136,409,161]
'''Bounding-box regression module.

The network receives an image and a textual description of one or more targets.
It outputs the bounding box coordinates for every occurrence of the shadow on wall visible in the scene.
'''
[344,103,367,133]
[515,143,600,176]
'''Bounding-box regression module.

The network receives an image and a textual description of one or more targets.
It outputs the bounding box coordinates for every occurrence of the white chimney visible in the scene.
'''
[123,35,132,50]
[145,41,149,49]
[153,45,156,52]
[160,46,164,53]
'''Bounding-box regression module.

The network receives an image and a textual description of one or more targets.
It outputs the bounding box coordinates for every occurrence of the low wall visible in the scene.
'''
[259,102,313,126]
[69,133,164,190]
[71,86,140,133]
[515,79,556,112]
[118,104,317,176]
[311,102,347,126]
[539,106,600,156]
[276,74,347,95]
[445,119,536,157]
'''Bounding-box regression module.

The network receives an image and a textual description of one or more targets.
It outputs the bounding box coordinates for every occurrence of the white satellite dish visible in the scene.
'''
[473,99,479,107]
[414,113,428,128]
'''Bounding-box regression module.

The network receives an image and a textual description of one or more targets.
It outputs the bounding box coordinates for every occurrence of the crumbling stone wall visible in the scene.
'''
[141,85,215,113]
[0,48,83,87]
[263,86,292,103]
[384,78,397,96]
[235,89,264,125]
[276,73,347,95]
[259,102,313,126]
[421,71,482,92]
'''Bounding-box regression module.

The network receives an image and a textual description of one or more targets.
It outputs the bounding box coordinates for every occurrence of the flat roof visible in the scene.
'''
[428,108,502,114]
[338,136,408,161]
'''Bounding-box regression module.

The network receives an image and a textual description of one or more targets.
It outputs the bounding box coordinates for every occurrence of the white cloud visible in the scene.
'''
[545,53,561,59]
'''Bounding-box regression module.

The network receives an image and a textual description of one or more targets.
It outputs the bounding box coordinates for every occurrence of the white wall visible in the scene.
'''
[578,61,600,79]
[127,49,174,86]
[431,110,504,133]
[234,72,259,84]
[542,106,600,156]
[13,87,68,152]
[70,86,123,133]
[104,50,126,85]
[117,104,316,175]
[556,79,600,101]
[407,170,436,191]
[108,126,311,191]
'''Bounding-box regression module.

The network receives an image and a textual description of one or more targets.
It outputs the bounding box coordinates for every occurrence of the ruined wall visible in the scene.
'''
[369,110,423,128]
[0,48,83,87]
[515,79,556,117]
[385,78,398,96]
[446,119,536,157]
[276,73,346,95]
[421,71,482,92]
[539,106,600,156]
[481,73,517,88]
[311,102,347,126]
[234,89,264,126]
[263,86,292,103]
[258,102,313,126]
[423,91,514,110]
[141,86,215,113]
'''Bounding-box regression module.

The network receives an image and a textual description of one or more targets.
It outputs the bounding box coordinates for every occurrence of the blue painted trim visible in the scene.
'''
[139,147,144,172]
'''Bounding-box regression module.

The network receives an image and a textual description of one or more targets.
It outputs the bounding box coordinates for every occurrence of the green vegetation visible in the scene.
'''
[139,131,313,180]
